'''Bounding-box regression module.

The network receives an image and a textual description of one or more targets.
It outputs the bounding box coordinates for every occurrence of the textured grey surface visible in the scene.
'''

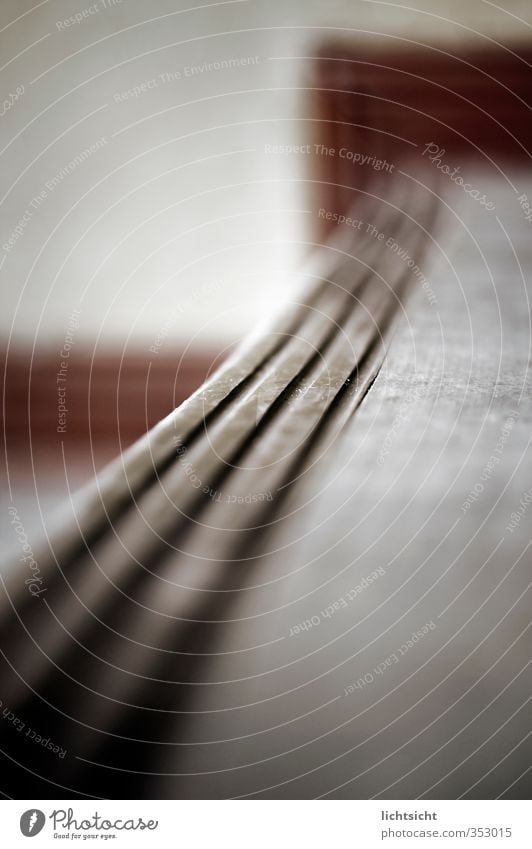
[148,173,532,798]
